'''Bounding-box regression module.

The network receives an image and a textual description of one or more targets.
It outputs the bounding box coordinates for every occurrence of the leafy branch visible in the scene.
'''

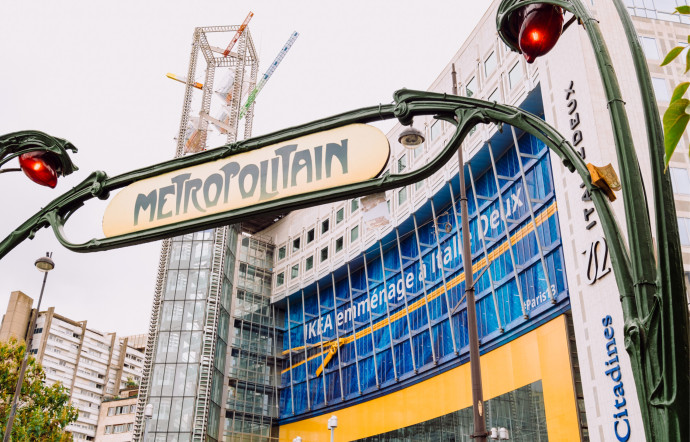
[661,6,690,170]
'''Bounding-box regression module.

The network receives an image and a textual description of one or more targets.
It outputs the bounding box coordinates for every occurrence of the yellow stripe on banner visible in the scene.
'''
[278,315,580,442]
[281,201,558,374]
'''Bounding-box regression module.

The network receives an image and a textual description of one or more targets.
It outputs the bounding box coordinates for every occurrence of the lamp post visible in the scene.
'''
[0,131,78,188]
[327,415,337,442]
[400,115,487,440]
[496,1,690,440]
[3,253,55,442]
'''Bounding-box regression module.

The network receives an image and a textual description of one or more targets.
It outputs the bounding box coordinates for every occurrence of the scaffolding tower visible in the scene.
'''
[134,24,260,442]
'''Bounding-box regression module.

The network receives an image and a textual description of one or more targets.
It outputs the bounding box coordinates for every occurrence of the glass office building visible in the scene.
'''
[140,227,237,442]
[224,235,281,441]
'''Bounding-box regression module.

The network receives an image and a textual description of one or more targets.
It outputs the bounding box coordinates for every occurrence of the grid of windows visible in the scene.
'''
[145,228,238,442]
[280,132,567,418]
[625,0,690,23]
[104,423,133,434]
[225,236,280,442]
[107,404,136,416]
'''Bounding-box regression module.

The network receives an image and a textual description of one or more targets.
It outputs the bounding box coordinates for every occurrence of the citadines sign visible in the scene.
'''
[103,124,390,237]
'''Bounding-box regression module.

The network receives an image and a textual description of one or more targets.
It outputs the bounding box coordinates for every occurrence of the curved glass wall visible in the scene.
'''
[279,129,568,419]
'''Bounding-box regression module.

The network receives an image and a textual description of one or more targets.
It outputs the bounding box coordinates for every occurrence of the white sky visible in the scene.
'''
[0,1,491,336]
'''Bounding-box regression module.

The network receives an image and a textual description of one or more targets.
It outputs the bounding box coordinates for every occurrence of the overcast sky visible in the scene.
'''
[0,1,491,336]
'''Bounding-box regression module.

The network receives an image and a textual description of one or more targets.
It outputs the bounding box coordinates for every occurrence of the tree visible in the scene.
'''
[661,6,690,169]
[0,338,78,441]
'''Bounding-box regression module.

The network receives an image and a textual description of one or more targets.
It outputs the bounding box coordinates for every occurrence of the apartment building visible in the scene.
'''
[0,291,145,441]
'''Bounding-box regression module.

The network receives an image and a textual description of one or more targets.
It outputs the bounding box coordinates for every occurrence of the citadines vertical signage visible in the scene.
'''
[102,124,390,237]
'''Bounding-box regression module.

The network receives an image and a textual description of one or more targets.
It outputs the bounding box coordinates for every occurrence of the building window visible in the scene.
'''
[291,264,299,279]
[278,246,286,260]
[351,198,359,213]
[639,36,660,59]
[488,88,500,102]
[398,154,407,172]
[320,247,329,262]
[670,167,690,194]
[466,77,476,97]
[335,237,344,253]
[415,179,424,191]
[306,228,315,244]
[292,237,301,252]
[305,256,314,271]
[430,121,442,142]
[678,217,690,246]
[398,187,408,205]
[336,208,344,224]
[509,62,523,89]
[276,272,285,286]
[652,77,670,101]
[351,225,359,242]
[484,51,497,77]
[414,144,424,158]
[322,219,330,234]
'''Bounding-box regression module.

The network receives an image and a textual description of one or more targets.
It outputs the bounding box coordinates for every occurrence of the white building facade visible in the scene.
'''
[0,291,145,441]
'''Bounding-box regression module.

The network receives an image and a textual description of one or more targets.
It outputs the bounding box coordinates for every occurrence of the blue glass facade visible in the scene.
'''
[279,129,569,420]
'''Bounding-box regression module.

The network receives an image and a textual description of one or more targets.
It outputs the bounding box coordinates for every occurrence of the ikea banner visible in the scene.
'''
[279,132,568,418]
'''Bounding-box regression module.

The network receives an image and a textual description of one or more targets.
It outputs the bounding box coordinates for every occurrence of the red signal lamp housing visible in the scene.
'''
[517,4,564,63]
[18,151,60,188]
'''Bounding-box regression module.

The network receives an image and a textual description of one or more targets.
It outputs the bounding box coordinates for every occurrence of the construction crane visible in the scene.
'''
[238,31,299,120]
[224,11,254,56]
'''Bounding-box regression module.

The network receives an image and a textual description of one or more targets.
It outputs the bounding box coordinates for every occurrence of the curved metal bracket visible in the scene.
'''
[0,90,632,303]
[0,130,78,175]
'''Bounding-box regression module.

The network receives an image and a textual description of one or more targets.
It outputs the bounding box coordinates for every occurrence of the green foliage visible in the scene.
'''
[662,7,690,170]
[0,338,78,441]
[125,376,138,388]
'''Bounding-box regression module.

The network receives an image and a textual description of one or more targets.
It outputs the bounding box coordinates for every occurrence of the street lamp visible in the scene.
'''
[496,1,690,441]
[489,427,510,440]
[3,253,55,442]
[327,415,337,442]
[398,125,425,149]
[0,130,78,188]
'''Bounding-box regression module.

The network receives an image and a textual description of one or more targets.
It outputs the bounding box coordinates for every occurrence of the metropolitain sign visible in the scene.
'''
[102,124,390,237]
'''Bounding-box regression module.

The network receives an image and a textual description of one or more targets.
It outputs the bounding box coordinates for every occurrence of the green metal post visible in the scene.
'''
[496,0,690,439]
